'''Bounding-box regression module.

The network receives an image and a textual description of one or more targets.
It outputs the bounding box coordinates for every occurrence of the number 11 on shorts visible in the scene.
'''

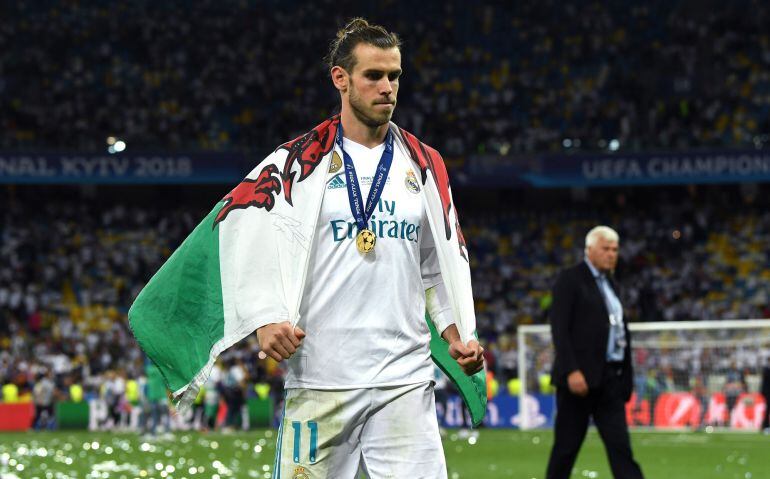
[291,420,318,464]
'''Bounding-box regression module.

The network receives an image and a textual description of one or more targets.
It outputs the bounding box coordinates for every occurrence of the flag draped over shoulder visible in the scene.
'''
[128,202,227,400]
[129,116,486,425]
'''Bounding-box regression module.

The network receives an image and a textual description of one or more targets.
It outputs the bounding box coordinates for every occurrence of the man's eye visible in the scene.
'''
[366,73,381,80]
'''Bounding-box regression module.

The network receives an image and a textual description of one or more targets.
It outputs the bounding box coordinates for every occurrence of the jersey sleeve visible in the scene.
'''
[421,216,455,336]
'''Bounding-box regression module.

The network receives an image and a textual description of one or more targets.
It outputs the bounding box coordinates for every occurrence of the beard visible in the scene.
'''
[349,82,395,128]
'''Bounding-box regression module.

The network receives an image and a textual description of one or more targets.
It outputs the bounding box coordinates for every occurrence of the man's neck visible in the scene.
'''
[584,257,607,276]
[340,111,389,148]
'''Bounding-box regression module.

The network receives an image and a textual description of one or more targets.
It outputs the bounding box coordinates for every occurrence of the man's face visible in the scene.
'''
[345,44,401,128]
[587,236,619,272]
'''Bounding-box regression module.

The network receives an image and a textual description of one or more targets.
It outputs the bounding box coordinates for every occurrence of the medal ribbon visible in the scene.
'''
[336,124,394,233]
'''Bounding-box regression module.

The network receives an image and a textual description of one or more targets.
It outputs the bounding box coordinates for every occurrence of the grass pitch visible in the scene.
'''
[1,429,767,478]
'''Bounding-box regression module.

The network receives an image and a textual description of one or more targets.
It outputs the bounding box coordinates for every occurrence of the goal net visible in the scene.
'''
[516,319,770,430]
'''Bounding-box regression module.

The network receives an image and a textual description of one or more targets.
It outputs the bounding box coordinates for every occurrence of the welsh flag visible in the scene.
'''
[128,203,230,408]
[128,118,339,409]
[128,201,486,425]
[129,117,486,425]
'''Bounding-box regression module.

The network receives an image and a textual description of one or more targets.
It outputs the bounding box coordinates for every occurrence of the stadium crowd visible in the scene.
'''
[467,186,770,341]
[3,0,770,429]
[0,188,283,429]
[2,184,769,420]
[2,0,770,156]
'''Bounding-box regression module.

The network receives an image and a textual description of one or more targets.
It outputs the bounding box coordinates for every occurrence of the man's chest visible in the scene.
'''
[319,151,425,242]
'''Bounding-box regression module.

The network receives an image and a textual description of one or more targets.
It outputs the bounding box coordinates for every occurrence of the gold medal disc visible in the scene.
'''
[356,229,376,253]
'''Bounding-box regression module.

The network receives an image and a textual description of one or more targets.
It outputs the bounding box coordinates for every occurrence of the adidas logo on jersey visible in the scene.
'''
[327,174,346,189]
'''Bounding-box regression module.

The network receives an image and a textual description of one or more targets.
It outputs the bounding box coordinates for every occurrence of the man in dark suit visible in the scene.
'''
[545,226,644,479]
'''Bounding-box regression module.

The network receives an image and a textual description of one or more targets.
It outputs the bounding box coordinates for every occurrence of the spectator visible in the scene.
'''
[32,370,56,430]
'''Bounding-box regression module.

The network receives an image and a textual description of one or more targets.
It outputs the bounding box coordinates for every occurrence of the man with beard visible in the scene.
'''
[256,18,484,478]
[129,16,483,479]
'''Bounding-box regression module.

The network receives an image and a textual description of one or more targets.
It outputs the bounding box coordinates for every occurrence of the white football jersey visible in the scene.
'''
[285,136,448,389]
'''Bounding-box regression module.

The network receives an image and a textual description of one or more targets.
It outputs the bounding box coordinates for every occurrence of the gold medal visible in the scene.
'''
[356,229,376,253]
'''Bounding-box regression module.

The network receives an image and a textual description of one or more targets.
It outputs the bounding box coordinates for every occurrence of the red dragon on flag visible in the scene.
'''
[214,116,339,226]
[399,127,468,261]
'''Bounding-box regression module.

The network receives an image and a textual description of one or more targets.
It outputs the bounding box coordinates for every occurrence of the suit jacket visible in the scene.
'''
[761,365,770,399]
[549,261,634,401]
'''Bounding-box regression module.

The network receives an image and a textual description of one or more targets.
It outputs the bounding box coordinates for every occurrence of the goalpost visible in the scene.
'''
[516,319,770,430]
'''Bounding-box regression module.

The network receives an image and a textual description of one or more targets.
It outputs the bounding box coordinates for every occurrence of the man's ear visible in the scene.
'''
[331,66,348,93]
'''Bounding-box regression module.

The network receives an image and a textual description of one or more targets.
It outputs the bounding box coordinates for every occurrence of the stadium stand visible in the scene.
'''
[2,0,769,439]
[2,184,769,408]
[2,1,769,155]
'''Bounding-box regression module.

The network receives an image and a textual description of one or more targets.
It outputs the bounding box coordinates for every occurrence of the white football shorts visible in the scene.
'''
[273,381,447,479]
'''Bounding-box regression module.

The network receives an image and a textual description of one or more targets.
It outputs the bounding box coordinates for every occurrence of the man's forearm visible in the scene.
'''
[441,323,461,343]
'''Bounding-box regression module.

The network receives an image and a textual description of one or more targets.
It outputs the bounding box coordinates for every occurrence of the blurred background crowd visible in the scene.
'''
[2,0,770,429]
[2,183,769,425]
[3,0,770,156]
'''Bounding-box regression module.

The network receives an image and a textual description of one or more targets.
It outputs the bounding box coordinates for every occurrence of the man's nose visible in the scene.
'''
[379,78,392,95]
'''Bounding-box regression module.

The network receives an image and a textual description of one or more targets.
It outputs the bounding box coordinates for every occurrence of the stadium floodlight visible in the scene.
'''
[107,139,127,154]
[517,319,770,430]
[562,139,573,148]
[609,139,620,151]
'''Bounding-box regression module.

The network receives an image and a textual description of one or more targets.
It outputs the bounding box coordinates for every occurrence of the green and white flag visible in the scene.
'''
[129,117,486,422]
[128,202,233,406]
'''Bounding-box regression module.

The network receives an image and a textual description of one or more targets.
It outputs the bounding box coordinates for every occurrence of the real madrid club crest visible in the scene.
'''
[356,228,376,254]
[405,169,420,193]
[329,151,342,173]
[293,466,309,479]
